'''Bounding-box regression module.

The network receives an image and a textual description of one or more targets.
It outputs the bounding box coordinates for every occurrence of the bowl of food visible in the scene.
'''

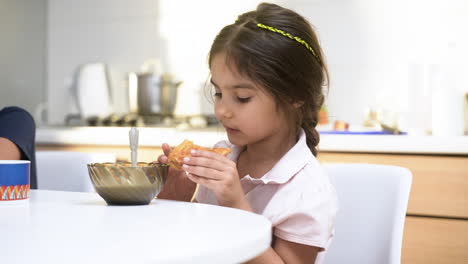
[87,162,168,205]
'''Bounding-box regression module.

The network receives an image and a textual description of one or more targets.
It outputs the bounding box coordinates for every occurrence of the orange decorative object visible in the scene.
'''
[168,140,231,170]
[318,106,329,125]
[333,120,349,131]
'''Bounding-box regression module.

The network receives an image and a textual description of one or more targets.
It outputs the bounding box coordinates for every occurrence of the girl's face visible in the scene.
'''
[210,53,292,146]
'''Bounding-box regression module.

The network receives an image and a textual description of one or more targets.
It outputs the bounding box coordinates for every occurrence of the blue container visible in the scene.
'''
[0,160,30,201]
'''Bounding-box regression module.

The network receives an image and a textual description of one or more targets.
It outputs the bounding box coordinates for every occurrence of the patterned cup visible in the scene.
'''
[0,160,30,202]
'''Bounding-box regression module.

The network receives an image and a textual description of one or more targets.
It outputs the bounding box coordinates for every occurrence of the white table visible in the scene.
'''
[1,190,272,264]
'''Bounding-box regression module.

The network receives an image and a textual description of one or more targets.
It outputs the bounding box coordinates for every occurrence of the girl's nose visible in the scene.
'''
[215,101,233,120]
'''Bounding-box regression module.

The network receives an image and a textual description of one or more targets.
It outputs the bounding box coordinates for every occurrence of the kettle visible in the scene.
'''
[73,63,113,120]
[128,60,181,116]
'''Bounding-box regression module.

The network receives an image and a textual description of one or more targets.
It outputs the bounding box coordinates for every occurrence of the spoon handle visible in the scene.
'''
[131,150,137,167]
[129,127,139,167]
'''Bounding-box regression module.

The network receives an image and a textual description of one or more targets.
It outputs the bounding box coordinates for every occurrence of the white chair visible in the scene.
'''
[323,163,412,264]
[36,151,116,192]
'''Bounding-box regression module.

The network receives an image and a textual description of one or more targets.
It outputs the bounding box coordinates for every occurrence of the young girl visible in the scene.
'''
[158,3,337,263]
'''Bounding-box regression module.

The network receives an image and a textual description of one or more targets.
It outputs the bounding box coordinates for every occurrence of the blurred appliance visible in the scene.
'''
[129,73,180,116]
[173,77,210,129]
[65,63,113,126]
[127,60,181,124]
[74,63,113,120]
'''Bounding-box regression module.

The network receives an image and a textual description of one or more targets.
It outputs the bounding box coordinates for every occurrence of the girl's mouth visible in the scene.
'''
[225,127,240,133]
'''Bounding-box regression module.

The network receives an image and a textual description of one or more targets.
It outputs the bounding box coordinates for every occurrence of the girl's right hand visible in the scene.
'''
[156,143,197,202]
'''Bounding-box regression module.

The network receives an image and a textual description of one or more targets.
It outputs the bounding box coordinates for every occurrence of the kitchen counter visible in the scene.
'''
[36,126,226,149]
[36,126,468,155]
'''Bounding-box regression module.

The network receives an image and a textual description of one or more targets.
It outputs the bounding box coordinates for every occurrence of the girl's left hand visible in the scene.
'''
[182,149,249,210]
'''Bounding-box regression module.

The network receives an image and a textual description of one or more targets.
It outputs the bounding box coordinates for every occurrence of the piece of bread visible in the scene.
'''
[168,140,231,170]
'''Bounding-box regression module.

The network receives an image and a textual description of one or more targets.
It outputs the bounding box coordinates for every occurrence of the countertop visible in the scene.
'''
[36,126,468,155]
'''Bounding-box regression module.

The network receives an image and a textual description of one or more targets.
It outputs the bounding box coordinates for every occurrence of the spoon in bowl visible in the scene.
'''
[129,127,139,167]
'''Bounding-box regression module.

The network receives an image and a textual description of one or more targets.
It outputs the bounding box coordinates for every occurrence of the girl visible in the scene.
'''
[158,3,337,263]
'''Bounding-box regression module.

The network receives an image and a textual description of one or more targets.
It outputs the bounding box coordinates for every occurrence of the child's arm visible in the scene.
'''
[156,143,197,202]
[0,137,21,160]
[245,237,319,264]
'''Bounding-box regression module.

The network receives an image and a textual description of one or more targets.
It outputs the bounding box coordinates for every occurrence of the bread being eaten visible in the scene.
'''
[168,140,231,170]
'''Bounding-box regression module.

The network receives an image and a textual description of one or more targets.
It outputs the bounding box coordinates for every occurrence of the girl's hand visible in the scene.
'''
[156,143,197,202]
[182,149,251,210]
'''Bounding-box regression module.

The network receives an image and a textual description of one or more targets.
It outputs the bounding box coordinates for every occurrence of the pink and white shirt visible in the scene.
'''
[196,129,338,263]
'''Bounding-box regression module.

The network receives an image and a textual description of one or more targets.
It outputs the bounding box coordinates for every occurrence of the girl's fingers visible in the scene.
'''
[183,156,224,171]
[183,164,222,181]
[158,155,168,163]
[186,173,217,188]
[162,143,172,156]
[190,149,232,166]
[158,143,171,163]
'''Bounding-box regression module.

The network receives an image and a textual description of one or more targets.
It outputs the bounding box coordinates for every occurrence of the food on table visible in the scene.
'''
[168,140,231,170]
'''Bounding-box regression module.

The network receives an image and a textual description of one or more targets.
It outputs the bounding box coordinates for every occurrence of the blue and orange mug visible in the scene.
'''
[0,160,30,201]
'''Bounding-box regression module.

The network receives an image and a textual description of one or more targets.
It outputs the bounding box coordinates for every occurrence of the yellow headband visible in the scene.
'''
[256,23,317,58]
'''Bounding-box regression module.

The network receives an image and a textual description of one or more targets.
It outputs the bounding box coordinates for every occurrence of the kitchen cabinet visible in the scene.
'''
[402,216,468,264]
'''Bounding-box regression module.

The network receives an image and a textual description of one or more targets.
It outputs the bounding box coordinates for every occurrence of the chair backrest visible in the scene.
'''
[36,151,116,192]
[323,163,412,264]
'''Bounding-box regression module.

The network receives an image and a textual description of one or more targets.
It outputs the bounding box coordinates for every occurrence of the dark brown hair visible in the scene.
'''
[208,2,329,156]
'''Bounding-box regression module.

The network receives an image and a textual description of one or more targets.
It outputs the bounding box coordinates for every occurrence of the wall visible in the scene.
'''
[0,0,46,115]
[47,0,164,124]
[37,0,468,132]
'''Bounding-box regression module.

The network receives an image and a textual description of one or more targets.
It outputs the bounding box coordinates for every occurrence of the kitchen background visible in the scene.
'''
[1,0,467,135]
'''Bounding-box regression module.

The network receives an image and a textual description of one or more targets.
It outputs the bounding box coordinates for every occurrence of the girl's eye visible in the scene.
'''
[213,92,222,98]
[237,97,251,103]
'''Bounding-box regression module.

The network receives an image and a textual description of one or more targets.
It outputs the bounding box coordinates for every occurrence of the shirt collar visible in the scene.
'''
[226,129,313,185]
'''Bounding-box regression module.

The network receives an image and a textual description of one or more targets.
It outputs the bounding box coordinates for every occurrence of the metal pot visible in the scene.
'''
[128,72,181,116]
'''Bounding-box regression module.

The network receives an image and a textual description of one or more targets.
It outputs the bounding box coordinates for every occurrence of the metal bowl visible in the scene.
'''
[87,162,168,205]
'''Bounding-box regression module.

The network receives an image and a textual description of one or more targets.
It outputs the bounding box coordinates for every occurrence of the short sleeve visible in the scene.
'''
[0,106,37,188]
[274,187,338,249]
[0,107,35,158]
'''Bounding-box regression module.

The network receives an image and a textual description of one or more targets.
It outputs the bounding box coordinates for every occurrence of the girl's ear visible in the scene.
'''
[293,101,304,109]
